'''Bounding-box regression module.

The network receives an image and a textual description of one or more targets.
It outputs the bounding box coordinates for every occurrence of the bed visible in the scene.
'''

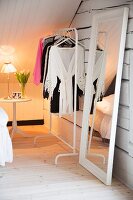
[90,94,114,139]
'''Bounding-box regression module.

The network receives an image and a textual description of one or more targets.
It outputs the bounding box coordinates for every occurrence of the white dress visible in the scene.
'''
[0,108,13,166]
[45,45,85,116]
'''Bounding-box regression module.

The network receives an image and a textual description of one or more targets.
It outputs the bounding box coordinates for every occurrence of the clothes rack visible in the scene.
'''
[34,28,84,165]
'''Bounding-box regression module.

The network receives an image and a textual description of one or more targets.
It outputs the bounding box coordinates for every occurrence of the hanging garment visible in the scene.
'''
[89,50,104,114]
[40,36,56,83]
[93,50,104,83]
[33,38,43,85]
[44,76,83,113]
[45,45,85,116]
[33,36,76,85]
[33,36,56,85]
[41,36,75,84]
[43,40,82,113]
[0,108,13,166]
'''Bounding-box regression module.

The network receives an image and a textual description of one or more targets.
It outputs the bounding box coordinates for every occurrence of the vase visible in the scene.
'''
[20,84,26,98]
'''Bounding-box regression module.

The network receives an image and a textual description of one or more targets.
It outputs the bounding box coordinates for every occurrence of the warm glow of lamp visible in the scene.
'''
[1,63,17,99]
[1,63,16,73]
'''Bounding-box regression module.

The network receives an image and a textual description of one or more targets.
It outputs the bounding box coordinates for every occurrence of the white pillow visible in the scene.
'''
[96,94,114,115]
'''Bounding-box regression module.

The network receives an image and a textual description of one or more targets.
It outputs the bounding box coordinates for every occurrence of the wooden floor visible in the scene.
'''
[0,125,133,200]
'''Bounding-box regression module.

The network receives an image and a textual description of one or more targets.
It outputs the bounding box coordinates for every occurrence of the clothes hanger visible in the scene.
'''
[70,37,86,49]
[54,35,75,46]
[42,34,60,43]
[54,36,75,46]
[54,36,66,45]
[55,36,86,50]
[43,31,85,49]
[55,37,75,47]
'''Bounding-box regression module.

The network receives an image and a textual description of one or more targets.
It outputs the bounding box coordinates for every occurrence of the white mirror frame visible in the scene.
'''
[79,7,129,185]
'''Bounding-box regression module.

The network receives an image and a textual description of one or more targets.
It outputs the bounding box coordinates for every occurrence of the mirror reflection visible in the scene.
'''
[86,19,122,172]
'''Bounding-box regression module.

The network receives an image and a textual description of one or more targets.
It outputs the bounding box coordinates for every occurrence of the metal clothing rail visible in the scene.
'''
[34,28,80,164]
[54,28,79,164]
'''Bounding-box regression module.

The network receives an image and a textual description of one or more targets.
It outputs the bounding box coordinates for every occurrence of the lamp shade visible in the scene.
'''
[1,63,17,73]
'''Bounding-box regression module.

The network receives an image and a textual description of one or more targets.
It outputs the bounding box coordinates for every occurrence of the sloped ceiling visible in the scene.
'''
[0,0,81,82]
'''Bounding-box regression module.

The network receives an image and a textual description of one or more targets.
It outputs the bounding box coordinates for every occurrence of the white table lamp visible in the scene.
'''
[1,63,17,98]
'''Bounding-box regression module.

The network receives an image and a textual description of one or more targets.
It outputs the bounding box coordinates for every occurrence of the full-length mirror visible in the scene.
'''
[79,7,129,185]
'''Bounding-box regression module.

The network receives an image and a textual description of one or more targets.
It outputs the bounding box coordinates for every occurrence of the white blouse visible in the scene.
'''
[45,45,85,116]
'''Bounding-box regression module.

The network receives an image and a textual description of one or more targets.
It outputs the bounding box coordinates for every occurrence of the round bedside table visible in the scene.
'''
[0,98,32,138]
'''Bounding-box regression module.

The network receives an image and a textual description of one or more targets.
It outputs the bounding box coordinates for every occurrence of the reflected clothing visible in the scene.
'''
[91,50,104,114]
[34,36,85,116]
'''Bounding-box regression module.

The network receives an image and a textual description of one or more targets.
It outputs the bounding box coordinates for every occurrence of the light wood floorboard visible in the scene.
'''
[0,125,133,200]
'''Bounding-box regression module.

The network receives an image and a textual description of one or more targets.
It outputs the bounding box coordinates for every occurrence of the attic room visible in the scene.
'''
[0,0,133,199]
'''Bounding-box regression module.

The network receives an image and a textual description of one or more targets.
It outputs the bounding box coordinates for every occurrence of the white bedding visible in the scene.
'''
[96,94,114,115]
[90,94,114,139]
